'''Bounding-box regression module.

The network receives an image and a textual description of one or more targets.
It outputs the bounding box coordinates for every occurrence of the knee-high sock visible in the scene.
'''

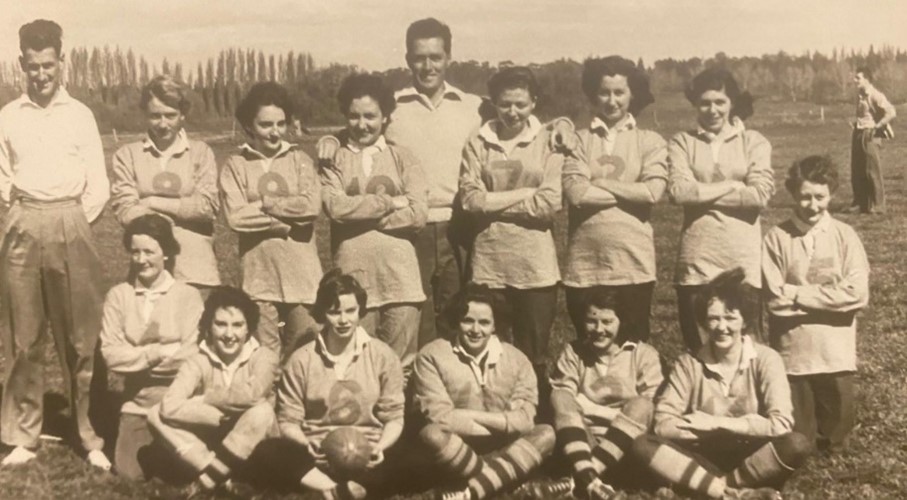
[636,439,726,499]
[590,410,648,476]
[468,438,543,500]
[729,436,807,488]
[558,426,598,489]
[434,432,484,480]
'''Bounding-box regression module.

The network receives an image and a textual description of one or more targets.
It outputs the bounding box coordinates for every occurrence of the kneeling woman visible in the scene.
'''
[148,287,279,495]
[634,268,810,498]
[273,269,405,499]
[412,284,555,500]
[100,214,205,479]
[549,288,663,498]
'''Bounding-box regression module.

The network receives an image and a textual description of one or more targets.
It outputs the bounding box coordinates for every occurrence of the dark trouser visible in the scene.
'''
[565,282,655,343]
[488,285,558,369]
[676,283,763,352]
[850,128,885,213]
[414,221,465,345]
[789,372,855,453]
[0,199,104,451]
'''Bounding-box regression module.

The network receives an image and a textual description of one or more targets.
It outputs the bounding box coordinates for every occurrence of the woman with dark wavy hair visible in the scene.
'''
[667,67,774,352]
[562,55,667,344]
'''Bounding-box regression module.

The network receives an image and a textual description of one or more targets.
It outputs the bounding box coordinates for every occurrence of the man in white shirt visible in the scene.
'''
[0,19,110,469]
[847,67,896,214]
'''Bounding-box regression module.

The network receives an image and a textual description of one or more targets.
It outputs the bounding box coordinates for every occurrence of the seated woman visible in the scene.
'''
[272,269,405,499]
[412,284,555,500]
[110,75,221,292]
[147,287,279,496]
[763,155,869,453]
[100,214,204,479]
[634,268,811,499]
[549,288,663,499]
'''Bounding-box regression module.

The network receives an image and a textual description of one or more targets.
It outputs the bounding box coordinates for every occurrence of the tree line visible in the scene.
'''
[0,44,903,133]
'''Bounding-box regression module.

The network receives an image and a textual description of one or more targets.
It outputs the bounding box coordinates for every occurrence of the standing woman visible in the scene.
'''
[320,73,428,381]
[562,56,667,342]
[99,214,204,479]
[110,75,221,292]
[458,66,565,385]
[668,68,774,352]
[220,82,323,360]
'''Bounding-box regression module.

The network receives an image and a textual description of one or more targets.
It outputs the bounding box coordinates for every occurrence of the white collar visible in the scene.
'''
[478,115,543,150]
[452,335,503,367]
[345,135,388,154]
[143,129,190,156]
[316,326,371,365]
[791,211,831,236]
[200,336,261,369]
[239,140,295,160]
[699,335,758,379]
[697,116,745,143]
[18,86,73,109]
[134,271,175,296]
[396,83,467,106]
[590,114,636,135]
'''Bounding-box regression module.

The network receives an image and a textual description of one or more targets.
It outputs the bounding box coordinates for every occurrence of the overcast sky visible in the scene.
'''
[3,0,907,72]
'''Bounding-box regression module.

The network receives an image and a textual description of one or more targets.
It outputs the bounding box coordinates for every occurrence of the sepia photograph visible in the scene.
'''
[0,1,905,498]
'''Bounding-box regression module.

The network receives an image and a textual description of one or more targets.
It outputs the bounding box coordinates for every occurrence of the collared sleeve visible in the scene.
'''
[219,155,289,234]
[412,348,475,434]
[458,134,491,214]
[502,349,538,434]
[378,147,428,233]
[728,131,774,208]
[561,133,594,208]
[638,130,669,202]
[549,343,581,395]
[276,350,309,425]
[735,348,794,437]
[159,358,225,427]
[153,287,203,375]
[262,150,320,226]
[635,344,664,399]
[79,107,110,222]
[794,224,870,312]
[175,143,219,223]
[0,111,11,207]
[654,353,696,438]
[667,132,702,204]
[320,150,395,222]
[110,145,155,225]
[373,343,405,425]
[99,286,164,372]
[762,227,806,318]
[204,348,279,414]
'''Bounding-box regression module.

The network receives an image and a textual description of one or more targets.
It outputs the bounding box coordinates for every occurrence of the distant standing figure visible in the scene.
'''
[763,155,869,452]
[220,82,323,361]
[320,73,428,382]
[847,67,896,214]
[111,75,221,292]
[0,19,111,469]
[100,214,204,479]
[667,67,774,352]
[562,56,667,343]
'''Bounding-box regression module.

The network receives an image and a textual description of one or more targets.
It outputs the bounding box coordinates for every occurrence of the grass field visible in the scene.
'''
[0,95,905,499]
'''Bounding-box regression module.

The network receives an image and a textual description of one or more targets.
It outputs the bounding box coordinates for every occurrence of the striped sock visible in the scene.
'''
[590,410,648,475]
[637,440,726,498]
[435,433,484,479]
[558,426,598,490]
[468,438,543,500]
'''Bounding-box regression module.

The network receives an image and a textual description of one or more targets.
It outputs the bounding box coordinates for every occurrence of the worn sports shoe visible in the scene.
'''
[1,446,37,467]
[438,487,471,500]
[723,487,783,500]
[585,478,618,500]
